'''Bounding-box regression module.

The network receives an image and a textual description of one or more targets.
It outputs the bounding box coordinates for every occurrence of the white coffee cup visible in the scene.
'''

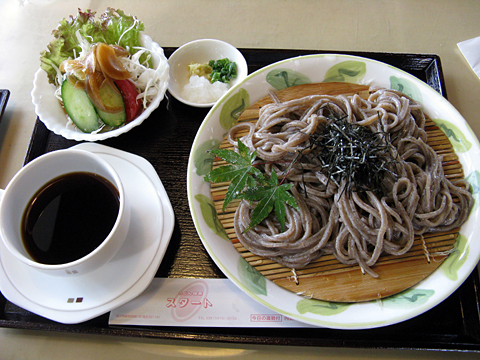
[0,148,130,276]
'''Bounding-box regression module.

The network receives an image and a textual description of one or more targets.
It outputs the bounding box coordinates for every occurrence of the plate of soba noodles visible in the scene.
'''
[187,54,480,329]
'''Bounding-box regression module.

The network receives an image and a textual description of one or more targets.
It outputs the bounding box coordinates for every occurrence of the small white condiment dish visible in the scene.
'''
[168,39,248,108]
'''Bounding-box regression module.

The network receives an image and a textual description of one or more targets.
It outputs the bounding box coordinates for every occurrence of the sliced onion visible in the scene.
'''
[66,74,85,89]
[84,49,104,110]
[96,43,130,80]
[61,43,131,114]
[111,45,130,57]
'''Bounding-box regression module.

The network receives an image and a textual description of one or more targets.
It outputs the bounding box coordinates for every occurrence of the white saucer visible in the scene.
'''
[0,144,175,323]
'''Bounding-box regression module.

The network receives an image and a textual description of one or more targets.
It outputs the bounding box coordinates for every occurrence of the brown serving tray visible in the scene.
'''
[1,48,479,352]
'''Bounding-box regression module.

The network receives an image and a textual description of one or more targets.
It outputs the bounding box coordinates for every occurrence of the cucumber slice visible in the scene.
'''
[95,82,126,127]
[61,79,99,133]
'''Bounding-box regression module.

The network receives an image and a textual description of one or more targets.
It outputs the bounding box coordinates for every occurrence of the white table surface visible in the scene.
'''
[1,0,480,358]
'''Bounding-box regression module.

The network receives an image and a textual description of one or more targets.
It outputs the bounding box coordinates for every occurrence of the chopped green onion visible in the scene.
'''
[208,58,237,84]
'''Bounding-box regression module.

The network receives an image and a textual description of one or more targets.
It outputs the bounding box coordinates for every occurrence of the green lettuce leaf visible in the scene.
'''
[100,8,145,54]
[40,8,146,84]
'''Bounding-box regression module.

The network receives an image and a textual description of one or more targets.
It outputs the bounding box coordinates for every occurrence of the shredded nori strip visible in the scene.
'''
[290,109,397,197]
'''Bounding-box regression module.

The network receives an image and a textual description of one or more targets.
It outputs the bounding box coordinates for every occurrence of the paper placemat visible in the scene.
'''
[109,278,315,328]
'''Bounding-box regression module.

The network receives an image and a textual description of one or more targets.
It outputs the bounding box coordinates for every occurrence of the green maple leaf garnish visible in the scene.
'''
[204,139,298,232]
[239,171,298,232]
[204,140,263,211]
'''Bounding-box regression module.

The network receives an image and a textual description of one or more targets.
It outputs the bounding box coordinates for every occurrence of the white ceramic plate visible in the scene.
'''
[187,54,480,329]
[31,34,169,142]
[0,144,175,323]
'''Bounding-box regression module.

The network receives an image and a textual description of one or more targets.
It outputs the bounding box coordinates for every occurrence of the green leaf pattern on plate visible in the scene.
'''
[265,69,311,90]
[296,298,350,316]
[381,289,434,309]
[441,233,469,281]
[193,139,221,176]
[323,61,366,83]
[466,170,480,211]
[390,76,423,103]
[432,118,472,153]
[194,194,229,240]
[237,257,267,295]
[219,88,250,129]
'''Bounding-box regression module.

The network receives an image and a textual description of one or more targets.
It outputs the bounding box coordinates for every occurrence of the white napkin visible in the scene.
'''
[458,36,480,79]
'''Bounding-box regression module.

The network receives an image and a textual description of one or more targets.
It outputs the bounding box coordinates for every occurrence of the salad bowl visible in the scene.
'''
[31,33,169,142]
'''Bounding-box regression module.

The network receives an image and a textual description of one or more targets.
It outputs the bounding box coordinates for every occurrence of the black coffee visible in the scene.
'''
[21,172,120,265]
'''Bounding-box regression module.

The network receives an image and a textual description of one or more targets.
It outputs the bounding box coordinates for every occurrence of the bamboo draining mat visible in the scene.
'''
[210,82,462,302]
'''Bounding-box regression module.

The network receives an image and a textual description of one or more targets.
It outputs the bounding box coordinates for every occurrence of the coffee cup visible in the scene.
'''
[0,148,130,276]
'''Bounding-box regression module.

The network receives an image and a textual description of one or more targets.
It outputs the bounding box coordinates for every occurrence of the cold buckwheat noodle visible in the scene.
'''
[227,87,474,277]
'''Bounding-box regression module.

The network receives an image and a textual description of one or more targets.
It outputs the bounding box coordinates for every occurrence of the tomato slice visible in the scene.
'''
[114,79,142,123]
